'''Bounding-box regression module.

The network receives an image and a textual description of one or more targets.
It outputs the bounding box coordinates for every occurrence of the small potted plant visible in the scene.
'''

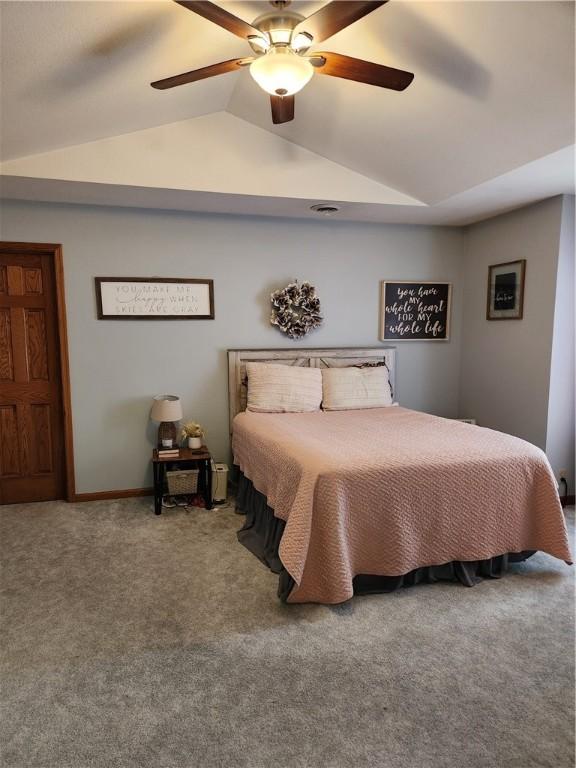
[181,421,204,450]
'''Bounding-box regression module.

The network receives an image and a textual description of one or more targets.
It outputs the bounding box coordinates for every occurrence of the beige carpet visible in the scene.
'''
[1,498,574,768]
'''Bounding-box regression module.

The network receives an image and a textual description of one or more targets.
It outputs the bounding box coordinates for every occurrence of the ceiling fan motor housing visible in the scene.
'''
[249,10,306,52]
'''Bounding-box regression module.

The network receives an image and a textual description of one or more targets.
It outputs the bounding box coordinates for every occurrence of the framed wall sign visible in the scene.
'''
[95,277,214,320]
[486,260,526,320]
[379,281,452,341]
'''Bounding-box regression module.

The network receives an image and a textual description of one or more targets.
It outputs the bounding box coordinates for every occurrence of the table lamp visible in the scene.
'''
[150,395,183,448]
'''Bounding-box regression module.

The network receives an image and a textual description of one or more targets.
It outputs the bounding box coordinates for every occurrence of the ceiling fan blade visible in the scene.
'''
[173,1,261,41]
[151,58,247,89]
[294,1,388,44]
[313,52,414,91]
[270,95,295,124]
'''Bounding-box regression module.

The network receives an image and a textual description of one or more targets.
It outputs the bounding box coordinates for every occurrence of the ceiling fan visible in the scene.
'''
[151,0,414,124]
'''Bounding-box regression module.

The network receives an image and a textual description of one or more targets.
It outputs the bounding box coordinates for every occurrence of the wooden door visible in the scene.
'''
[0,246,67,503]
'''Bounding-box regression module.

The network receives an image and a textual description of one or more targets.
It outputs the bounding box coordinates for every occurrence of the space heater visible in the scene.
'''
[211,462,229,504]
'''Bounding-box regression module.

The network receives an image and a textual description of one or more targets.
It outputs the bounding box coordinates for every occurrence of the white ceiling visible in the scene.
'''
[0,0,574,225]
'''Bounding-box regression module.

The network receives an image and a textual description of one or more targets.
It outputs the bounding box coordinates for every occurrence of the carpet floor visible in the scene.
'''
[1,498,574,768]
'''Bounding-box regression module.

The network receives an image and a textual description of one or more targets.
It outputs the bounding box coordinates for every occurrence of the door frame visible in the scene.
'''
[0,241,75,502]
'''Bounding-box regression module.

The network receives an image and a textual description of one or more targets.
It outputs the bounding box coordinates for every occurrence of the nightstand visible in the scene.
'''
[152,447,212,515]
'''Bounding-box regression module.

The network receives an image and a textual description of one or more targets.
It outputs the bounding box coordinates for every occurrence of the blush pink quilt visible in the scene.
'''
[232,407,572,604]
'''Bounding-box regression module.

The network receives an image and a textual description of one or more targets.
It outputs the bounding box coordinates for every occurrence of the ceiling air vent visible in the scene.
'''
[310,204,341,216]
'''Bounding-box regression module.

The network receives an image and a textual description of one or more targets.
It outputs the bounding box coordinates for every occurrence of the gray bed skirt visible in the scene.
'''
[235,470,536,603]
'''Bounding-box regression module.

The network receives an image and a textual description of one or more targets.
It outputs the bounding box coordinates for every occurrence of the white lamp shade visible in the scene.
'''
[150,395,183,422]
[250,48,313,96]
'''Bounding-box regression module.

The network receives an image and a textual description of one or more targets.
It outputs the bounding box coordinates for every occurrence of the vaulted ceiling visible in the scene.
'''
[1,1,574,225]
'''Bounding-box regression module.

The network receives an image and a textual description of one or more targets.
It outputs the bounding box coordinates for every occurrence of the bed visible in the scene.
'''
[228,347,572,604]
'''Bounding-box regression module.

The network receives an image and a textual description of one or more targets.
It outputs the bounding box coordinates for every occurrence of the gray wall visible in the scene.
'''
[0,200,464,493]
[546,195,575,492]
[459,196,565,454]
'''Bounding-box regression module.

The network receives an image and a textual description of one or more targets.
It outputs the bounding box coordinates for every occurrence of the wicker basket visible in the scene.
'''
[166,468,199,495]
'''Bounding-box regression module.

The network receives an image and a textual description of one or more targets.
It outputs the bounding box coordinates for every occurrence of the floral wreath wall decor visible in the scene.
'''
[270,281,323,340]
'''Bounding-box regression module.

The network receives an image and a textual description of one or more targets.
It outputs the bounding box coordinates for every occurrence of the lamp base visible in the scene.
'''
[158,421,177,448]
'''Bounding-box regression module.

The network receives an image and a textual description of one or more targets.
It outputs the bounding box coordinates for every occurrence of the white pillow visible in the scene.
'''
[246,363,322,413]
[322,366,393,410]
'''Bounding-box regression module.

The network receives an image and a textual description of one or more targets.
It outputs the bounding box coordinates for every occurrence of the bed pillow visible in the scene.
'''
[353,360,394,398]
[321,365,393,410]
[246,363,323,413]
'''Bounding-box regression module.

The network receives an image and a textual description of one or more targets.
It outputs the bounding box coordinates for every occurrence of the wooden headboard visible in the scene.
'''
[227,346,396,430]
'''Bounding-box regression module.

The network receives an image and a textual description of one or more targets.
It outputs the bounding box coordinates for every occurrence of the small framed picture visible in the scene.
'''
[486,260,526,320]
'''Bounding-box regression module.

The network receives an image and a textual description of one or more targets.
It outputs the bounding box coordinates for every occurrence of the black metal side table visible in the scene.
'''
[152,447,212,515]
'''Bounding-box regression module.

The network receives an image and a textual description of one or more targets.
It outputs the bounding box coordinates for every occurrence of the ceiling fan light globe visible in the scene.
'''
[291,32,313,53]
[250,48,313,97]
[247,34,271,55]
